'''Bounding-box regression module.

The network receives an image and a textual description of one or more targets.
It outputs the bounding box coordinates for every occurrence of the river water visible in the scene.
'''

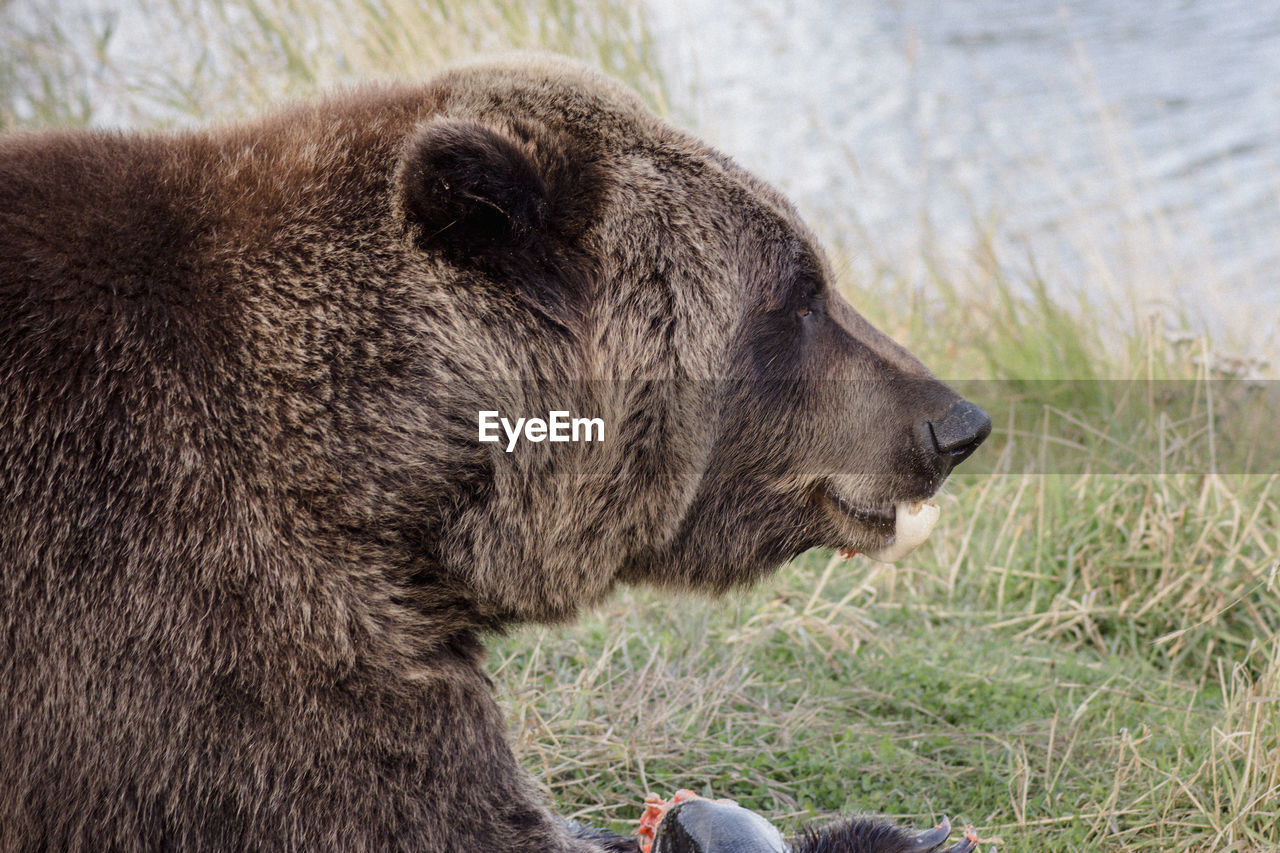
[10,0,1280,348]
[645,0,1280,347]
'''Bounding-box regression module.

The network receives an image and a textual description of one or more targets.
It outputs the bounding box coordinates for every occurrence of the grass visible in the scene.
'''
[0,0,666,128]
[4,2,1278,849]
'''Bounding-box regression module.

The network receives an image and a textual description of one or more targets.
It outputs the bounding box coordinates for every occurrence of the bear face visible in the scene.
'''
[389,58,989,617]
[0,56,988,851]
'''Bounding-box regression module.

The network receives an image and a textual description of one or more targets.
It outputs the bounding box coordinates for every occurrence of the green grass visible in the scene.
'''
[493,471,1279,851]
[4,2,1278,849]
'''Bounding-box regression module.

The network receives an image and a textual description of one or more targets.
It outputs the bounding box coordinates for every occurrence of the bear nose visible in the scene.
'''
[923,400,991,471]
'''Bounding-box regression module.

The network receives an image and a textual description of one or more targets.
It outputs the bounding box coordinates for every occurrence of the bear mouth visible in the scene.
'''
[824,489,896,526]
[822,485,942,563]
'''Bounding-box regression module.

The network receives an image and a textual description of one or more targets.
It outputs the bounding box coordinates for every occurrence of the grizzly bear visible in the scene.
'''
[0,57,989,851]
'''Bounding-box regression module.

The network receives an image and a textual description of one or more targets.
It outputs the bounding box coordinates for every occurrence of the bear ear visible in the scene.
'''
[397,116,554,259]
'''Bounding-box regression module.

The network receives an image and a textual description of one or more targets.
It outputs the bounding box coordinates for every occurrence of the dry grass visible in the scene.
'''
[0,0,665,127]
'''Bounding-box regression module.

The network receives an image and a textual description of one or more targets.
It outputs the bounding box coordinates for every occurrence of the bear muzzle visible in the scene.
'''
[826,398,990,563]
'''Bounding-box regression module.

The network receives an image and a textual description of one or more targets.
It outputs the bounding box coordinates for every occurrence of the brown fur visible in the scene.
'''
[0,57,980,851]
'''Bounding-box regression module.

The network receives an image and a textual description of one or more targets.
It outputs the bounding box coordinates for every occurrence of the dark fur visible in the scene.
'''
[796,817,952,853]
[1,57,975,851]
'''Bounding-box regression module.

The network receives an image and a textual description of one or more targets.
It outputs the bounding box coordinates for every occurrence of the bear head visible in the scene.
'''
[382,58,990,625]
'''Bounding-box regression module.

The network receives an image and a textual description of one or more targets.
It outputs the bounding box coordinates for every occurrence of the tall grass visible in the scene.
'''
[0,0,665,127]
[3,2,1277,849]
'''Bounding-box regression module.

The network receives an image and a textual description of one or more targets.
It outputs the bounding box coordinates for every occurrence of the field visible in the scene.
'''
[4,1,1277,849]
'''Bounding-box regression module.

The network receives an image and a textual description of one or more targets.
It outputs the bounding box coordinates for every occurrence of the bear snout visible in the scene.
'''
[917,399,992,475]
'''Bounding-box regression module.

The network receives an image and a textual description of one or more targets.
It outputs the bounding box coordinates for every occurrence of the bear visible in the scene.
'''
[0,56,990,851]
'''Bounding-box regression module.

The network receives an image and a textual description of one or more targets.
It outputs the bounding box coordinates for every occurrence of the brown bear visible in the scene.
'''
[0,56,989,852]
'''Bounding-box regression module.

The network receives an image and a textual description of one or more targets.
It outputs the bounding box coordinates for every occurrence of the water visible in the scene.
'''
[645,0,1280,345]
[9,0,1279,347]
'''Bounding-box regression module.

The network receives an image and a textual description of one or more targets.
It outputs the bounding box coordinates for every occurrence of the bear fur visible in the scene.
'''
[0,57,983,851]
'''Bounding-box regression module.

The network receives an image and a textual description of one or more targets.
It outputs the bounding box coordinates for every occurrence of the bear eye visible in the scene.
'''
[797,289,824,320]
